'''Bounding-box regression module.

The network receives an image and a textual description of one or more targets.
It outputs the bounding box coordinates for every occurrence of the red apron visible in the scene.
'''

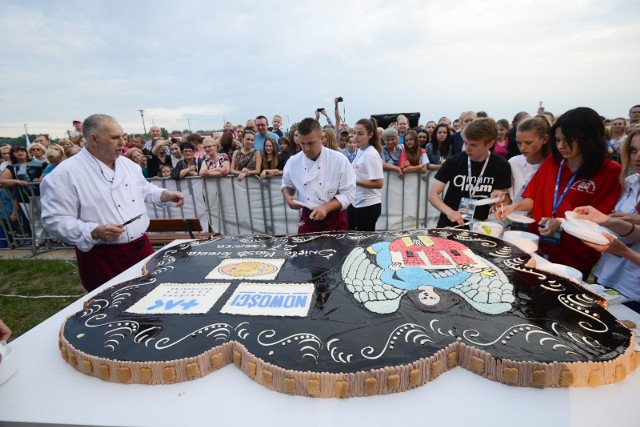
[75,235,155,292]
[298,207,348,234]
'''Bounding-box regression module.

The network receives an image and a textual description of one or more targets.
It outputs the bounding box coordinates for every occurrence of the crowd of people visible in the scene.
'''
[0,103,639,306]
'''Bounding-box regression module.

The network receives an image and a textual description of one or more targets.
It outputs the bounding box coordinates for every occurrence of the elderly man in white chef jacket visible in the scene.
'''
[40,114,184,292]
[281,117,355,234]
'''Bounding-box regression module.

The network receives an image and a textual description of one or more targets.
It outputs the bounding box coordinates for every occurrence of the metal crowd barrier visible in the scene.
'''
[156,170,441,235]
[0,183,51,252]
[0,170,442,254]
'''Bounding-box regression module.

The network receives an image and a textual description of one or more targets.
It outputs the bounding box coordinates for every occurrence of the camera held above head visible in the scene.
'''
[337,97,343,102]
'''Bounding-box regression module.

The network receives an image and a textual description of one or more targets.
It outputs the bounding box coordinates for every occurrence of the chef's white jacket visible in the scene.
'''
[40,148,168,252]
[281,146,355,210]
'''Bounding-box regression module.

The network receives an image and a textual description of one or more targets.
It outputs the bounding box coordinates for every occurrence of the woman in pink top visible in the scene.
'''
[491,119,510,159]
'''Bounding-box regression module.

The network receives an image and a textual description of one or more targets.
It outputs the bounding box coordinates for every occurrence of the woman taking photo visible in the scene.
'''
[348,118,384,231]
[230,130,262,182]
[497,107,621,278]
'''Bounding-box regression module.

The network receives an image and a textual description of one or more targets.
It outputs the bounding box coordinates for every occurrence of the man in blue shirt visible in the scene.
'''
[254,115,280,154]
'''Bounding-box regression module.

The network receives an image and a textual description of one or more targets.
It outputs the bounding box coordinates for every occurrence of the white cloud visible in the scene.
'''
[0,0,638,138]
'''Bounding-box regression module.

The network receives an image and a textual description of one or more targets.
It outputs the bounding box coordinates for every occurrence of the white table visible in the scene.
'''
[1,241,639,427]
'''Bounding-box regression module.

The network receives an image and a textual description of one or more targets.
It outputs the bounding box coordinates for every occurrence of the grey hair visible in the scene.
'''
[459,111,476,120]
[382,128,399,139]
[83,114,117,141]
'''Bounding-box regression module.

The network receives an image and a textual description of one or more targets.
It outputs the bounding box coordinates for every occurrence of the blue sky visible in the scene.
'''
[1,0,638,138]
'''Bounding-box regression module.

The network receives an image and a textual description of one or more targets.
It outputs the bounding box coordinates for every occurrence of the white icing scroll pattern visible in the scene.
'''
[429,319,456,337]
[489,246,511,258]
[256,330,323,363]
[83,317,140,352]
[558,293,608,333]
[361,323,433,360]
[327,338,354,363]
[462,323,576,355]
[453,231,498,247]
[154,322,236,350]
[80,299,110,317]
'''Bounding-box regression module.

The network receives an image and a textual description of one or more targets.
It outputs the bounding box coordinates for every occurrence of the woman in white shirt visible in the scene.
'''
[508,115,552,204]
[573,128,640,301]
[348,118,384,231]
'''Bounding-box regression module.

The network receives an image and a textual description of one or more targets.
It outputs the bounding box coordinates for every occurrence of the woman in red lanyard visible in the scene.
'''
[497,107,621,278]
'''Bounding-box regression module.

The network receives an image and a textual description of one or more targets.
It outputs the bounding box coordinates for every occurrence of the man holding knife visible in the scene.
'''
[41,114,184,292]
[281,117,355,234]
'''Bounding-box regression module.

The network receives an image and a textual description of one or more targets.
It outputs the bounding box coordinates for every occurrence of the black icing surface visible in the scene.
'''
[62,230,631,373]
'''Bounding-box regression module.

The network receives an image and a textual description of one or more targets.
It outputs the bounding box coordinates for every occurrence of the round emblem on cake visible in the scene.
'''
[219,261,277,277]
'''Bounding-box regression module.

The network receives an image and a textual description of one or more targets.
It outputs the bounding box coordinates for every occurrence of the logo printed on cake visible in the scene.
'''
[221,283,314,317]
[206,258,285,281]
[342,235,515,315]
[126,283,231,315]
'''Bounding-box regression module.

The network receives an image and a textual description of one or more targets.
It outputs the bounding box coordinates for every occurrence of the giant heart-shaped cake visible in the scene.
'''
[59,230,638,397]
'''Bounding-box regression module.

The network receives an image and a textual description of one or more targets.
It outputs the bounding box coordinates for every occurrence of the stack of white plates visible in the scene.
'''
[502,230,539,254]
[537,262,583,283]
[562,211,609,245]
[506,211,536,224]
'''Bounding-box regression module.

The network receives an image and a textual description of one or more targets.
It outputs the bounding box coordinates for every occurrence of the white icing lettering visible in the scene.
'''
[285,249,336,260]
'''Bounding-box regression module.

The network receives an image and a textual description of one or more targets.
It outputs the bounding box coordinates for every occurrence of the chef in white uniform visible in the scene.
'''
[40,114,184,292]
[281,118,355,234]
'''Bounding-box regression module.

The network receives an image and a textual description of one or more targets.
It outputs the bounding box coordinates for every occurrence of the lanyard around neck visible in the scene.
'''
[552,159,577,218]
[353,145,369,166]
[467,154,490,198]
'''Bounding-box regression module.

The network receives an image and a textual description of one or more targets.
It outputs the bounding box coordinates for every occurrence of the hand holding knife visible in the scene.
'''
[121,214,143,227]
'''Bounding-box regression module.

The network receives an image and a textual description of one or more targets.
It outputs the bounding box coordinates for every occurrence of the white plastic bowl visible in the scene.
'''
[471,221,504,238]
[502,230,539,254]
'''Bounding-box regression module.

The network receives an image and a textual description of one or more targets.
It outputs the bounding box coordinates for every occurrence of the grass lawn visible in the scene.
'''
[0,259,85,340]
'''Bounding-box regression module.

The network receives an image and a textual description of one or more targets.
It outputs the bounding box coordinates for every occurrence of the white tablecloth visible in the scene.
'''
[1,241,639,427]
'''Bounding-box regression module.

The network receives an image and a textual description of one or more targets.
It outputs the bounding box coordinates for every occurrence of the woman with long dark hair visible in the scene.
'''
[260,137,284,179]
[399,130,429,174]
[348,118,384,231]
[426,123,452,167]
[498,107,622,278]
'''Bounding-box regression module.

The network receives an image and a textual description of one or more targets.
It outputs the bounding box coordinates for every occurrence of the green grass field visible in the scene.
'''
[0,259,85,340]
